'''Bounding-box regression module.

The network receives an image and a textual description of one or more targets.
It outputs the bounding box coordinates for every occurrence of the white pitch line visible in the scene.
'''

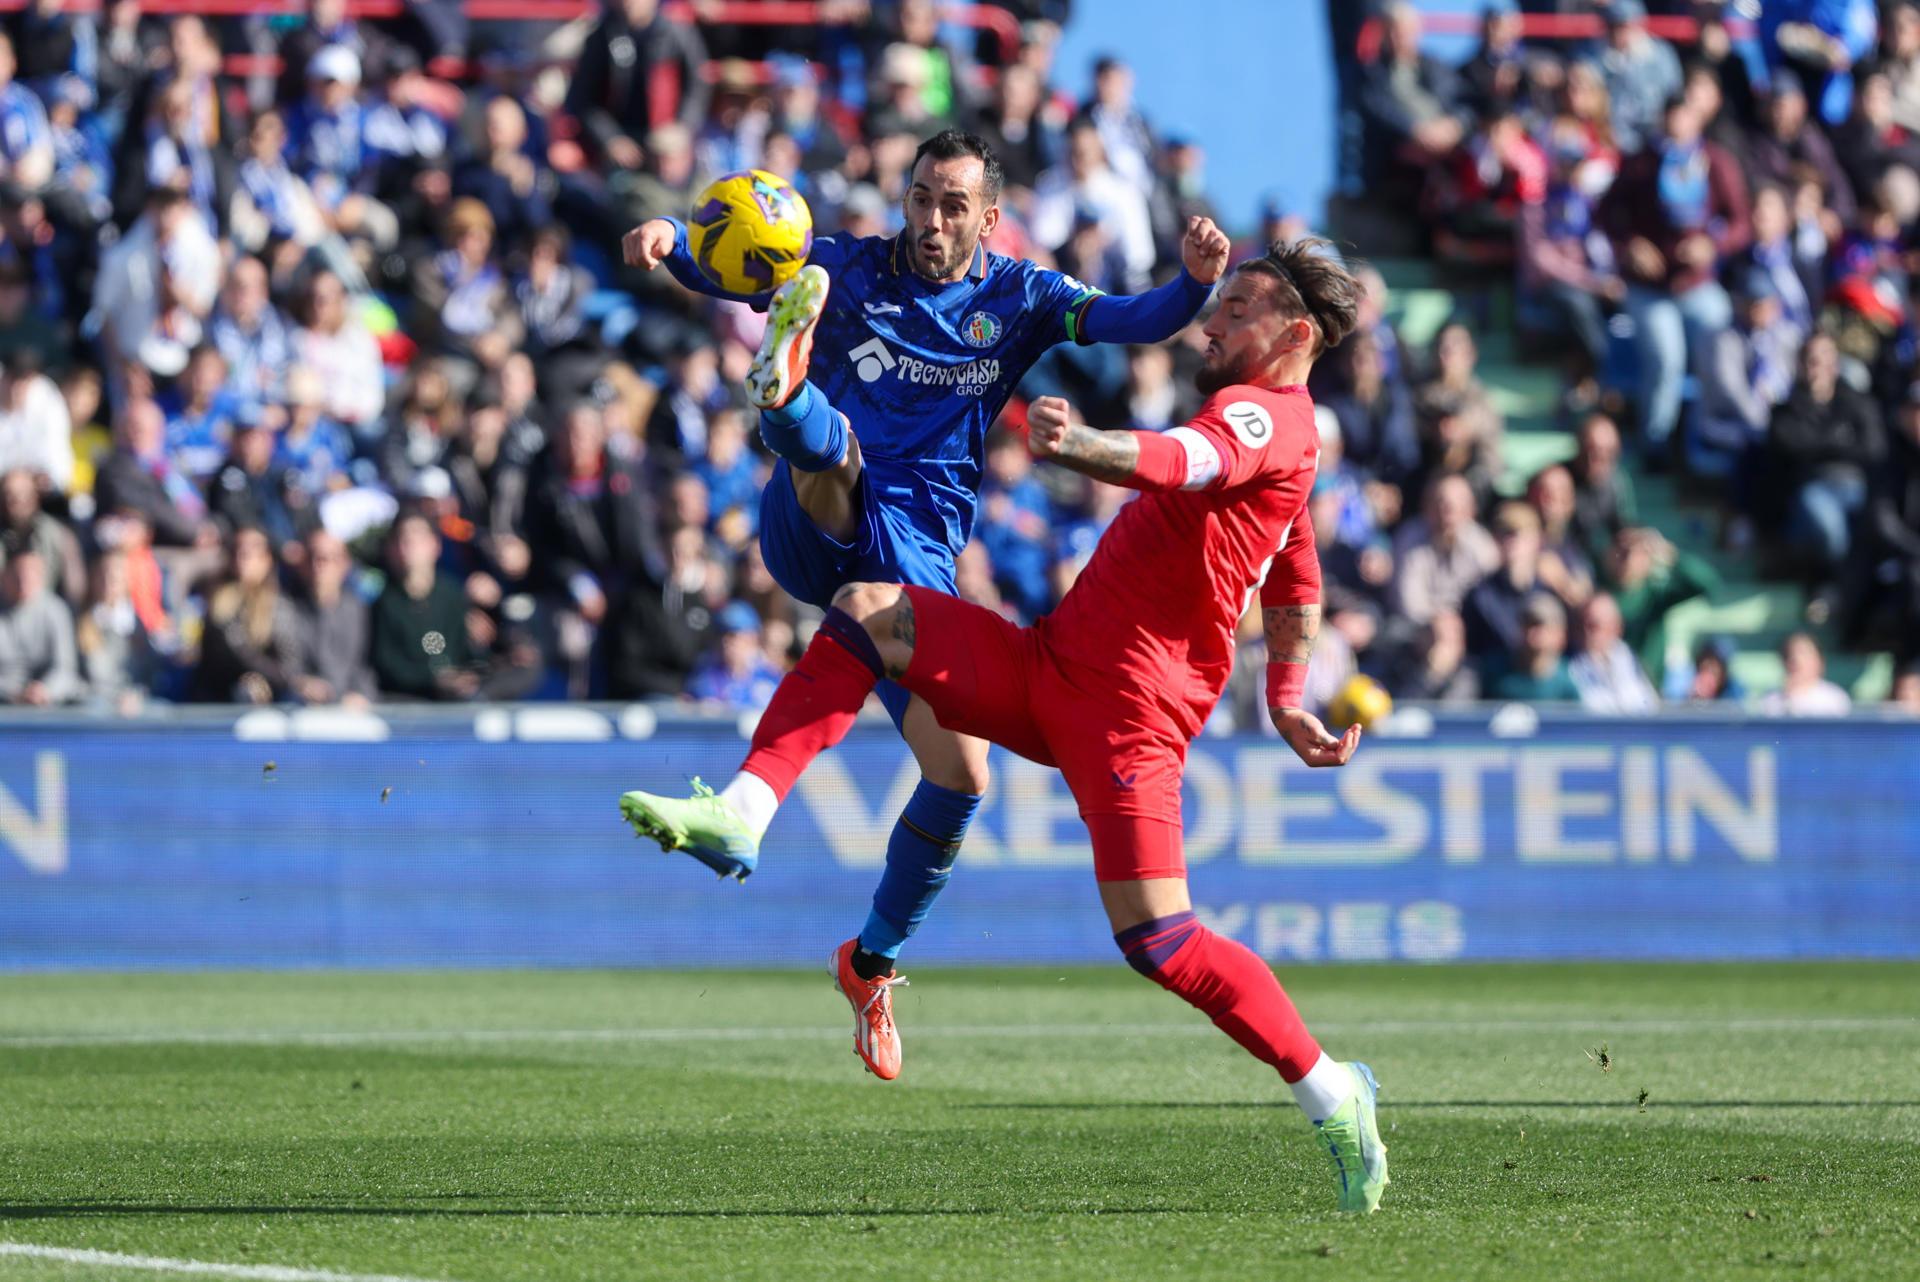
[0,1242,461,1282]
[0,1015,1914,1050]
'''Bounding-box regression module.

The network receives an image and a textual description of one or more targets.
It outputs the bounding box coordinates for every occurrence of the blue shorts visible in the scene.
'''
[759,460,958,727]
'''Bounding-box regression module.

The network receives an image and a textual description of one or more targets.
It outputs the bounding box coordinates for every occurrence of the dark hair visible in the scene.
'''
[911,129,1004,204]
[1233,237,1364,356]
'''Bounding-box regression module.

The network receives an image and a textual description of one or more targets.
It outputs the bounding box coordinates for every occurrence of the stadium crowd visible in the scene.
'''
[1330,0,1920,715]
[0,0,1911,721]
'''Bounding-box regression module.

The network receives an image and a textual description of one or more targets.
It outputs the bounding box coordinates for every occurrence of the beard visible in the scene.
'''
[1194,348,1252,395]
[910,228,978,278]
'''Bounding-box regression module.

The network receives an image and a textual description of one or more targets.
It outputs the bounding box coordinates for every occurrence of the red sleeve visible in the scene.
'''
[1259,500,1321,608]
[1182,387,1319,490]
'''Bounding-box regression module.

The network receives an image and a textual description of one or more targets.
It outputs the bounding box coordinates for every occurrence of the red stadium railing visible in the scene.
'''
[1355,10,1758,64]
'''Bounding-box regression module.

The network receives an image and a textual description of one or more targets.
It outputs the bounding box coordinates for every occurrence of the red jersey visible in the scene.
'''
[1040,383,1322,737]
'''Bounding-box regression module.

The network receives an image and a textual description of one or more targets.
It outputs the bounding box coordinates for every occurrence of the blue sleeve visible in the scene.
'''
[1074,269,1213,347]
[660,218,848,305]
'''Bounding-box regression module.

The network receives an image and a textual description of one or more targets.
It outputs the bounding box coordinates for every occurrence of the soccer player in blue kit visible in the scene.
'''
[619,130,1229,1079]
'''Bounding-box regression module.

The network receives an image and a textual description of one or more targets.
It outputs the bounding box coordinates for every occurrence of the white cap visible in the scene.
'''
[308,45,362,88]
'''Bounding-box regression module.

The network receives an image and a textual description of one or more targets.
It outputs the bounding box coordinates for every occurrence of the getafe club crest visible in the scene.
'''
[961,311,1002,348]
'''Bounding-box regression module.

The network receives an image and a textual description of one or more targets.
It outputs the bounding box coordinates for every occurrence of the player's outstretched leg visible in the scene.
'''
[1096,840,1389,1213]
[620,587,900,876]
[748,264,833,418]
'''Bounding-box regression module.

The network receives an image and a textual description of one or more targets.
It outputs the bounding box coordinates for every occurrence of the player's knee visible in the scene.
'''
[923,755,990,796]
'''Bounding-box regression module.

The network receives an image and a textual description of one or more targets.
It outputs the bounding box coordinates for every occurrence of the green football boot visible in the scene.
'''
[619,779,760,881]
[1313,1061,1390,1213]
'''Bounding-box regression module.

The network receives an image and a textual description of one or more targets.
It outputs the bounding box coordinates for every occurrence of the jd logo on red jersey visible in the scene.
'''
[1223,401,1273,448]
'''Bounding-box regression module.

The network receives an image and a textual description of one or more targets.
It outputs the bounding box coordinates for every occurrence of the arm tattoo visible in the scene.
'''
[885,592,916,680]
[1049,424,1143,484]
[1262,604,1320,665]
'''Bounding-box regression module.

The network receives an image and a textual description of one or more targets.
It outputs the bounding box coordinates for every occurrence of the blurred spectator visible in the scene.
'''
[1605,526,1719,675]
[0,468,84,610]
[290,527,374,707]
[1569,591,1657,712]
[139,76,229,233]
[687,600,780,711]
[1760,630,1853,715]
[1849,381,1920,652]
[1482,592,1578,701]
[1030,120,1155,291]
[1767,330,1884,608]
[274,366,356,497]
[1081,55,1154,189]
[768,54,848,177]
[1891,662,1920,712]
[565,0,710,172]
[445,395,530,571]
[1385,607,1479,703]
[0,31,55,195]
[75,547,153,715]
[1672,634,1745,704]
[1431,103,1545,263]
[1357,2,1466,208]
[190,526,303,704]
[693,407,759,542]
[292,269,387,433]
[1691,266,1800,486]
[524,402,670,696]
[162,345,243,485]
[1889,2,1920,132]
[454,95,551,250]
[208,420,310,554]
[1832,67,1920,202]
[1318,329,1420,492]
[412,198,522,385]
[1393,474,1499,626]
[0,350,73,494]
[1524,463,1594,608]
[89,187,221,379]
[230,108,327,258]
[381,360,459,497]
[277,0,387,104]
[1519,112,1626,373]
[1463,501,1563,660]
[1742,72,1856,226]
[1584,0,1682,155]
[976,428,1053,620]
[515,226,599,396]
[1600,95,1749,460]
[974,62,1058,191]
[371,508,478,700]
[209,256,293,420]
[1568,411,1637,567]
[0,547,80,705]
[283,45,401,249]
[95,397,218,551]
[1760,0,1878,128]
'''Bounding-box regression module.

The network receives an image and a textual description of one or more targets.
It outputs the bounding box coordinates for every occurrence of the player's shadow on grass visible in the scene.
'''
[0,1203,1193,1221]
[961,1100,1920,1111]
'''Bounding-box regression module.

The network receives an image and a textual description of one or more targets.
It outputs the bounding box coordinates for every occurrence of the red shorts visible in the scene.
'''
[898,585,1189,881]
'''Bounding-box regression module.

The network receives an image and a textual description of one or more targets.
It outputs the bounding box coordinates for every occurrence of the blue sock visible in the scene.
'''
[858,779,983,960]
[758,381,846,472]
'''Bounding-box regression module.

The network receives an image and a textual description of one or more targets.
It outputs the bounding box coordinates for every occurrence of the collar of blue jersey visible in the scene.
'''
[889,234,989,281]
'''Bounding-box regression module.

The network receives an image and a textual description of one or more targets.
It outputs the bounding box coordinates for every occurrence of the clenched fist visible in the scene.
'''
[621,218,676,270]
[1025,395,1074,459]
[1181,216,1231,285]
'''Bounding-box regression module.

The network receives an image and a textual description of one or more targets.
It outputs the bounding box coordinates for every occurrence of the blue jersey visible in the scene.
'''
[672,227,1100,561]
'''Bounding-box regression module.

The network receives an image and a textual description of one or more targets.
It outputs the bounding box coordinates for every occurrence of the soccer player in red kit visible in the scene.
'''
[621,239,1389,1212]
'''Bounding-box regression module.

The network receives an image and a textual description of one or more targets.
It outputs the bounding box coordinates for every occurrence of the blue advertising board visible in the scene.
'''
[1,709,1915,969]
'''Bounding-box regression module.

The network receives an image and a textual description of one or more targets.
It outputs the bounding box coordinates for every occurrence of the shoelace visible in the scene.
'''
[858,974,910,1031]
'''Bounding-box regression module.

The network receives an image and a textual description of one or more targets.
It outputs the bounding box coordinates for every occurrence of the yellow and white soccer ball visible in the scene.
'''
[687,169,813,297]
[1326,673,1393,731]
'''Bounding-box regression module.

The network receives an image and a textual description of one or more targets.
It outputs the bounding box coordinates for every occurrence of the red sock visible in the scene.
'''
[739,607,883,800]
[1115,912,1322,1081]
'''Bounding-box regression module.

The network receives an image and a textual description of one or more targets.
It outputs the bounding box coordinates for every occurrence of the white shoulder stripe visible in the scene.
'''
[1165,425,1222,490]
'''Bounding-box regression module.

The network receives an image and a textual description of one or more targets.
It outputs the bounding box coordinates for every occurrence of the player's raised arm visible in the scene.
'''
[1056,216,1231,346]
[1024,395,1221,491]
[1260,517,1360,768]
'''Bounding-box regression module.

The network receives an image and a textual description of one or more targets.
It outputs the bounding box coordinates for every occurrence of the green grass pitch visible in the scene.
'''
[2,963,1916,1282]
